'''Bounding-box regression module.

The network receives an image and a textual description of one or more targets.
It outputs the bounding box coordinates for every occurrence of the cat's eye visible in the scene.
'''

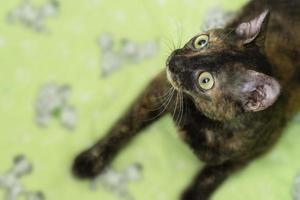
[198,72,214,90]
[193,35,209,49]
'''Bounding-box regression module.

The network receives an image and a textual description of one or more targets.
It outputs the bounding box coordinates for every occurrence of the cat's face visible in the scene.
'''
[166,10,281,121]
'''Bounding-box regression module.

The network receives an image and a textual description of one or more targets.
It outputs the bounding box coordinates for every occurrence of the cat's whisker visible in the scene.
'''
[147,87,174,111]
[147,93,172,111]
[172,92,179,124]
[171,39,177,52]
[173,91,184,126]
[167,33,177,52]
[178,92,185,126]
[151,86,173,100]
[163,51,172,57]
[175,22,184,49]
[183,95,189,124]
[163,48,175,55]
[155,86,174,100]
[163,43,174,54]
[175,92,181,125]
[151,94,174,111]
[153,87,175,118]
[177,91,185,126]
[162,36,177,53]
[179,29,183,49]
[176,92,182,126]
[144,88,175,121]
[179,35,183,49]
[162,43,176,61]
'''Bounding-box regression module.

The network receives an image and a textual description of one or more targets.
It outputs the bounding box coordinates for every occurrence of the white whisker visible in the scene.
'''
[172,92,179,124]
[145,88,175,121]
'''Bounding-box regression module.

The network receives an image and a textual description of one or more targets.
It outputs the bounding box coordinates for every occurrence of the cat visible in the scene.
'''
[72,0,300,199]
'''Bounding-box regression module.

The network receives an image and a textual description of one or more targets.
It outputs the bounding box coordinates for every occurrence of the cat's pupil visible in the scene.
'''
[198,40,206,46]
[203,78,210,84]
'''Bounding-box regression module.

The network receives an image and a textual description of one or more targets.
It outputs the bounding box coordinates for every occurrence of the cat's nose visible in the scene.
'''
[166,49,183,68]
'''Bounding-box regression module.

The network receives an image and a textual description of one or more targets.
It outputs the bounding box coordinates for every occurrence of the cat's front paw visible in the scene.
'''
[72,149,106,179]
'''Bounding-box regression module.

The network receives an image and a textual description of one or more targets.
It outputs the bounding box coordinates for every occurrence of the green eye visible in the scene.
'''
[193,34,209,49]
[198,72,214,90]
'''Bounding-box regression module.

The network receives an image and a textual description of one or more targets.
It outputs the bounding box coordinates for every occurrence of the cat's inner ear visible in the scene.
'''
[240,70,280,112]
[235,10,270,46]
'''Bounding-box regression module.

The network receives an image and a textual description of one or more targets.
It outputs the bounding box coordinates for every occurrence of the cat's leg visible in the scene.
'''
[180,161,247,200]
[72,71,174,178]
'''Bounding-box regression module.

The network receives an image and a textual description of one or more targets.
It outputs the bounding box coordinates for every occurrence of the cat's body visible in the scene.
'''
[72,0,300,199]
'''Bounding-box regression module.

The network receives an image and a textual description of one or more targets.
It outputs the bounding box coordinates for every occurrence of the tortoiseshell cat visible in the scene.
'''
[72,0,300,199]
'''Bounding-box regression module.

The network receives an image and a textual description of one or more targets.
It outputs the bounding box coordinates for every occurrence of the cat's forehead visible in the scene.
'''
[183,28,234,56]
[197,28,232,42]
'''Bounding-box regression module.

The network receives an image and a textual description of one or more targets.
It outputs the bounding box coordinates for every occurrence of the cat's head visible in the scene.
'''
[166,10,281,121]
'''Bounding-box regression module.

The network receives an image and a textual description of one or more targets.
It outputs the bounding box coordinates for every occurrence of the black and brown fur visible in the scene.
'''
[72,0,300,199]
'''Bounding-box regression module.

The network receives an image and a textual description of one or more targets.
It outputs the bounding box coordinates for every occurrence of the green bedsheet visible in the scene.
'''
[1,0,300,200]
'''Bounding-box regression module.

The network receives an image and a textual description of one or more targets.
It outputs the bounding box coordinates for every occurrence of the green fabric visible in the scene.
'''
[0,0,299,200]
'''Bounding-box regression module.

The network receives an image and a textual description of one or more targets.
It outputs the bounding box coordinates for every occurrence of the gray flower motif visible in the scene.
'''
[35,83,77,130]
[91,163,143,200]
[60,106,77,130]
[98,33,159,77]
[6,0,59,32]
[294,172,300,200]
[0,155,44,200]
[201,7,234,31]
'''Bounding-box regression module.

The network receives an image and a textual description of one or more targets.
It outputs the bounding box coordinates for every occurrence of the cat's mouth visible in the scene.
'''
[166,67,182,91]
[166,50,190,94]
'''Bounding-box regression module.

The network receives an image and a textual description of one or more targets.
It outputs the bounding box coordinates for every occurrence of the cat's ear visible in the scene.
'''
[235,10,270,47]
[240,70,280,112]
